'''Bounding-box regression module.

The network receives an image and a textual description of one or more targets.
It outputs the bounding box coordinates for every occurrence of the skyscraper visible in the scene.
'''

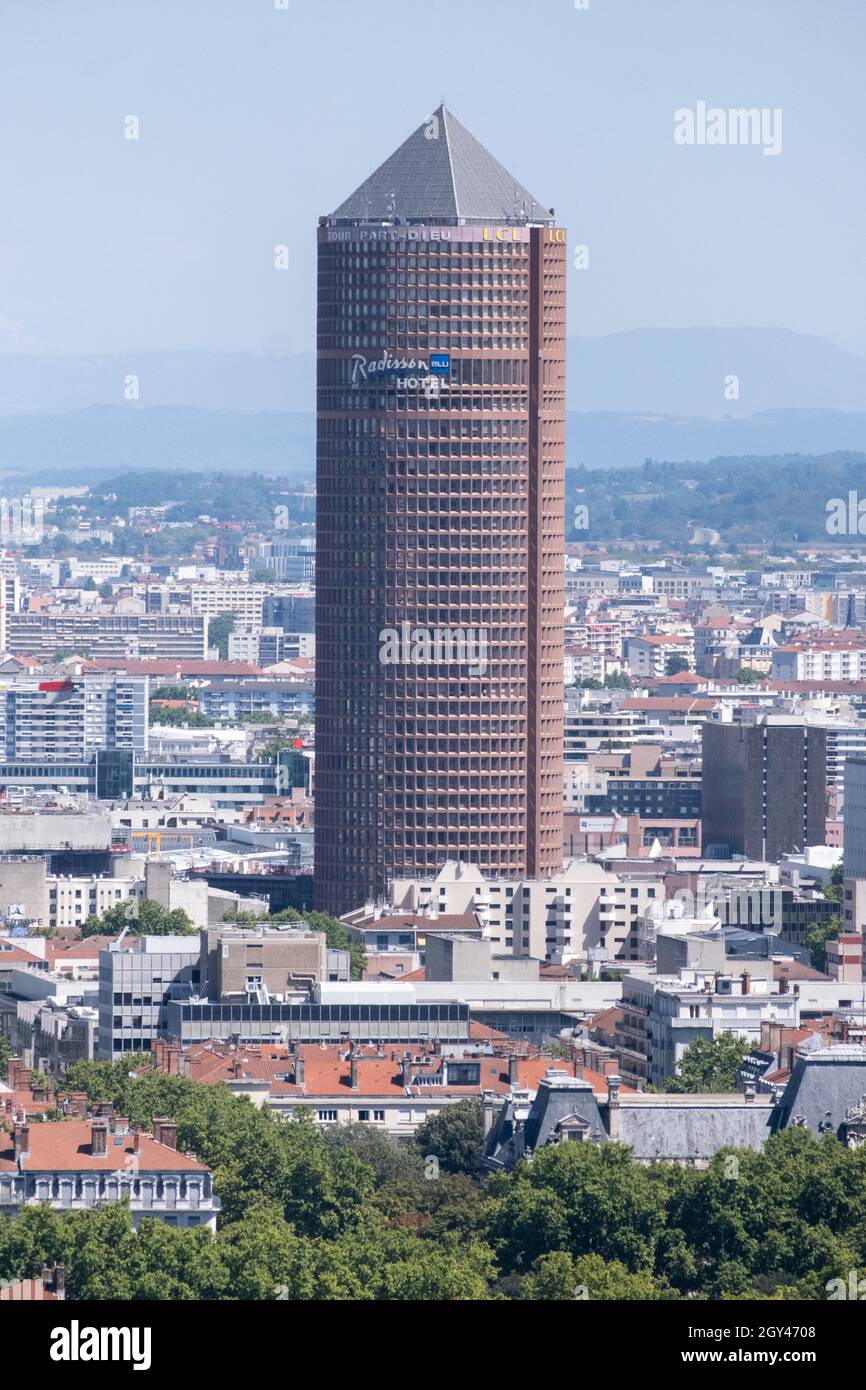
[315,105,565,914]
[702,722,828,862]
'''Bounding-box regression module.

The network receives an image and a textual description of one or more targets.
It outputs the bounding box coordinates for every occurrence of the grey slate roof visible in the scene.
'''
[330,104,553,225]
[616,1100,774,1162]
[771,1044,866,1137]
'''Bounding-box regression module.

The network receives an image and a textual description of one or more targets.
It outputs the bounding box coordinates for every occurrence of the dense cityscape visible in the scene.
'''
[1,0,865,1357]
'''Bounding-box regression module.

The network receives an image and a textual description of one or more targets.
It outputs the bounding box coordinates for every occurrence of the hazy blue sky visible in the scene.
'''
[0,0,863,357]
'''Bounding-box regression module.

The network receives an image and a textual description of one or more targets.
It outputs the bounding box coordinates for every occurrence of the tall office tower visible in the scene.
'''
[702,722,828,862]
[315,106,565,914]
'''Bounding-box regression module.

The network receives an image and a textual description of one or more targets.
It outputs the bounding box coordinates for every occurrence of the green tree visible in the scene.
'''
[523,1250,670,1300]
[665,655,691,676]
[735,667,765,685]
[208,611,236,660]
[149,703,214,728]
[823,862,844,902]
[152,685,196,701]
[412,1099,484,1176]
[303,910,366,980]
[604,670,632,689]
[80,898,196,938]
[664,1032,751,1094]
[805,914,842,972]
[0,1034,11,1080]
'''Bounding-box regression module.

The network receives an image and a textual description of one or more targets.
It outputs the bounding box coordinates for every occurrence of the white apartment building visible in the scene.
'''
[65,558,130,582]
[772,644,866,682]
[564,647,606,686]
[188,584,286,628]
[619,968,800,1088]
[564,702,646,761]
[650,572,714,600]
[625,634,695,678]
[389,859,661,964]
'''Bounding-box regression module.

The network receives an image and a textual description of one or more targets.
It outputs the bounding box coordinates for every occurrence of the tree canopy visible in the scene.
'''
[80,899,196,938]
[664,1033,752,1094]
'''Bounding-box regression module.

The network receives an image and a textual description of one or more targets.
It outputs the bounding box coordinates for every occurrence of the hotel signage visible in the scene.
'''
[350,351,451,392]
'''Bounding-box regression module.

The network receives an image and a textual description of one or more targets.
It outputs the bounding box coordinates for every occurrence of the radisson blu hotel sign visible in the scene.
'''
[350,351,450,387]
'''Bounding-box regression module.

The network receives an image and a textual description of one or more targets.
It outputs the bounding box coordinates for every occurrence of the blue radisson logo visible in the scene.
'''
[429,352,450,374]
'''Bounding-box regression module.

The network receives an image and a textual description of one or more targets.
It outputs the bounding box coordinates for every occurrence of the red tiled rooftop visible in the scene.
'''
[179,1042,635,1102]
[0,1121,207,1174]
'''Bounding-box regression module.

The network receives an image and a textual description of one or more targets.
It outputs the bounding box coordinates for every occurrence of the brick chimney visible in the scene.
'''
[400,1056,414,1088]
[13,1124,30,1162]
[71,1091,89,1118]
[155,1119,177,1150]
[350,1056,360,1091]
[508,1053,521,1085]
[42,1263,66,1300]
[90,1119,108,1157]
[741,971,751,995]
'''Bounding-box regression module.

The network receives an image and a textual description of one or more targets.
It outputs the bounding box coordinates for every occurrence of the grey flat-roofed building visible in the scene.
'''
[98,938,201,1059]
[163,997,469,1047]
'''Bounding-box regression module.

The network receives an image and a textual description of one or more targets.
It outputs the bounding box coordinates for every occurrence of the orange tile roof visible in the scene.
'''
[0,1121,207,1174]
[45,937,114,961]
[180,1042,634,1102]
[0,943,44,966]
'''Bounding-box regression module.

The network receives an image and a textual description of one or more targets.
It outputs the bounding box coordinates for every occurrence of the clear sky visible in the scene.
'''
[0,0,863,357]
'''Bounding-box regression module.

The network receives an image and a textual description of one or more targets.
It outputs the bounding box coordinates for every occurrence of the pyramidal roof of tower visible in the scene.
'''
[329,104,553,225]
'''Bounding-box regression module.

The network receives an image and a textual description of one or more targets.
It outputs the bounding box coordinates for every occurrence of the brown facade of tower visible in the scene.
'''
[315,107,565,914]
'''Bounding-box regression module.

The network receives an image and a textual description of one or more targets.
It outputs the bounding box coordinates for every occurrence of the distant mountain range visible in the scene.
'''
[2,406,866,482]
[0,327,863,476]
[1,327,864,416]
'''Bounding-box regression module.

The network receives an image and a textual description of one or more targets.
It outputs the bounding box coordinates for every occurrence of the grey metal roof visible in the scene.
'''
[329,104,553,225]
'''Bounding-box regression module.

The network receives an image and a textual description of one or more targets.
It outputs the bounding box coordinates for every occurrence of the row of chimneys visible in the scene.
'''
[5,1058,49,1102]
[12,1115,178,1161]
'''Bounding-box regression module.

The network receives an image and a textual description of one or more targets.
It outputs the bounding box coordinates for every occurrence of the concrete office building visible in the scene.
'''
[315,105,566,912]
[844,757,866,880]
[701,722,827,861]
[198,924,331,1000]
[7,613,207,661]
[98,937,201,1059]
